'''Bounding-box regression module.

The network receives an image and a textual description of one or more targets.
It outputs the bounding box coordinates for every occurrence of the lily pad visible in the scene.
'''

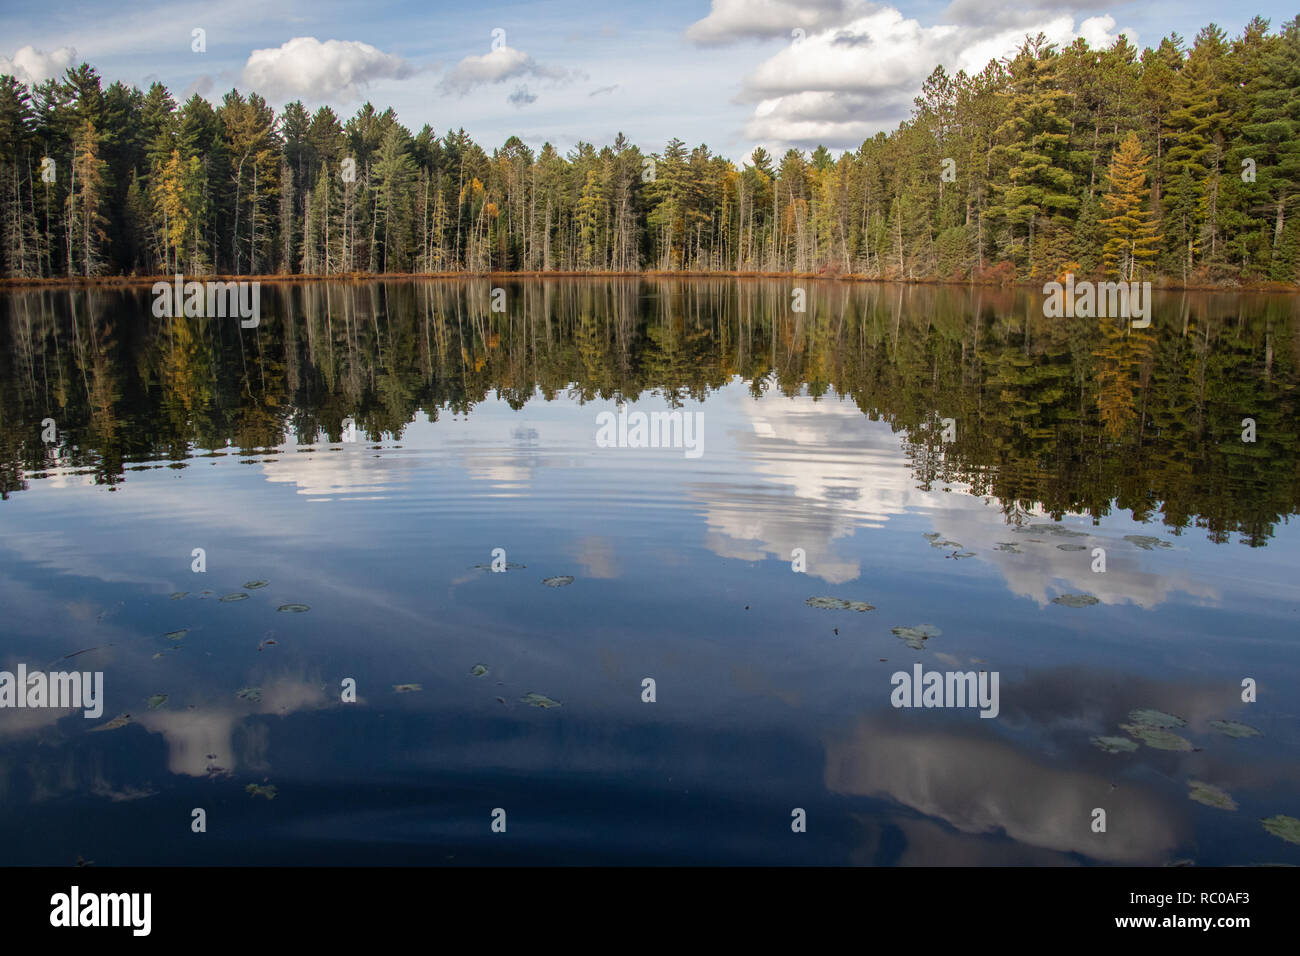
[244,580,270,589]
[1127,708,1187,729]
[1188,781,1238,810]
[892,624,941,650]
[277,604,310,613]
[393,683,422,693]
[1262,815,1300,845]
[1120,723,1194,751]
[146,694,167,711]
[164,629,188,641]
[994,543,1022,553]
[542,576,574,587]
[806,596,875,611]
[1091,735,1139,754]
[948,551,976,559]
[520,692,561,708]
[1051,593,1099,607]
[1209,719,1261,738]
[473,562,526,570]
[245,783,277,800]
[470,664,489,677]
[90,713,131,733]
[1056,544,1087,551]
[1018,523,1086,537]
[928,539,962,549]
[170,592,188,600]
[1124,534,1173,551]
[219,592,249,602]
[236,687,262,702]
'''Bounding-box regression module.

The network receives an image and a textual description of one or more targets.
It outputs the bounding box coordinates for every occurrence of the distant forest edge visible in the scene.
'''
[1,17,1298,287]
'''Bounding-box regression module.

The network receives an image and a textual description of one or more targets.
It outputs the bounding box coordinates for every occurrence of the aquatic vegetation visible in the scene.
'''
[219,592,249,602]
[473,562,526,570]
[470,664,489,677]
[928,539,962,549]
[1120,723,1194,751]
[1091,735,1139,753]
[1124,535,1173,551]
[170,592,188,600]
[393,683,422,693]
[1209,719,1261,738]
[947,551,976,559]
[520,693,561,708]
[1016,524,1086,537]
[146,694,167,710]
[806,597,875,611]
[542,576,575,587]
[89,713,131,733]
[1262,815,1300,845]
[1188,781,1238,810]
[244,580,269,589]
[1051,593,1099,607]
[277,604,310,613]
[1127,709,1187,729]
[892,624,941,650]
[1056,544,1087,551]
[246,784,277,800]
[236,687,262,702]
[994,543,1021,553]
[164,629,188,641]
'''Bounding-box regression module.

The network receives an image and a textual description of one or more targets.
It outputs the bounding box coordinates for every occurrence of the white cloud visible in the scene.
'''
[0,45,77,86]
[439,45,573,96]
[731,6,1134,148]
[686,0,868,46]
[240,37,417,103]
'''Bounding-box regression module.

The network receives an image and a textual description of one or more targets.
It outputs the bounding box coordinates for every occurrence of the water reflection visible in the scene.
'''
[0,279,1297,865]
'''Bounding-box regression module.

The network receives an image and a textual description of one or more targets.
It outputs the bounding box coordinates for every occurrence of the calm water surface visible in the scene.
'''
[1,279,1298,865]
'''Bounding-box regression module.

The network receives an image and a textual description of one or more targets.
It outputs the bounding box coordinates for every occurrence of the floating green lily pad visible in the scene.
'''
[928,539,962,549]
[244,580,269,589]
[1056,544,1087,551]
[1051,593,1099,607]
[542,576,574,587]
[170,592,188,600]
[892,624,941,650]
[1125,535,1173,551]
[246,783,277,800]
[949,551,976,559]
[470,664,489,677]
[1127,708,1187,729]
[1017,523,1087,537]
[994,543,1021,553]
[1262,815,1300,845]
[806,596,875,611]
[90,713,131,733]
[393,683,422,693]
[236,687,262,702]
[146,694,167,710]
[1209,719,1261,738]
[1188,781,1238,811]
[165,629,188,641]
[1091,735,1139,754]
[1120,723,1194,751]
[219,592,249,602]
[473,562,526,570]
[520,693,561,708]
[922,532,941,540]
[277,604,310,613]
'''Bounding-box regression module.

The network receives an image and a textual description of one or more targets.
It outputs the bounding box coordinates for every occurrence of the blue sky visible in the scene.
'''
[1,1,1293,160]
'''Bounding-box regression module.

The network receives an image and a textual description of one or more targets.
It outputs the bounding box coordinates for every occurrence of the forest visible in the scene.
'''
[0,16,1297,285]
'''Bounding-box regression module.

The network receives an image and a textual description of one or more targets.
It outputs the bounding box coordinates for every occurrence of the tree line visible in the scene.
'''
[1,17,1298,284]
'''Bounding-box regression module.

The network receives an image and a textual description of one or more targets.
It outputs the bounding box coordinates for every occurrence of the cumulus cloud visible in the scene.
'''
[726,6,1134,148]
[240,37,418,102]
[439,45,573,96]
[0,45,78,86]
[686,0,868,45]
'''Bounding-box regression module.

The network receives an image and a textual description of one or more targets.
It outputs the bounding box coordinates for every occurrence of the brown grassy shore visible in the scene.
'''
[1,270,1297,294]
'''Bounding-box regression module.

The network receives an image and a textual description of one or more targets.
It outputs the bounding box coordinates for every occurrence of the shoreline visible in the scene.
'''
[1,270,1297,295]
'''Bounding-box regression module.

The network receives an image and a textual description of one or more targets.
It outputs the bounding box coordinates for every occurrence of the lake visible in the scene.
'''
[1,278,1298,865]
